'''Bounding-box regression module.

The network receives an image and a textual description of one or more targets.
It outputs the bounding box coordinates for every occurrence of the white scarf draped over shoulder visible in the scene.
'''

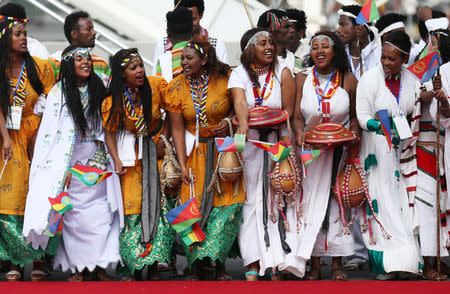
[23,82,124,250]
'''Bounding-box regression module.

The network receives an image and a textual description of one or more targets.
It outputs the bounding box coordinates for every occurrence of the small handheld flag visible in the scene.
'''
[48,191,73,214]
[44,213,63,237]
[165,196,205,246]
[267,141,291,162]
[356,0,380,24]
[180,222,206,246]
[69,164,113,187]
[375,109,392,149]
[165,196,202,232]
[215,137,238,152]
[251,140,291,162]
[406,50,442,83]
[299,149,325,177]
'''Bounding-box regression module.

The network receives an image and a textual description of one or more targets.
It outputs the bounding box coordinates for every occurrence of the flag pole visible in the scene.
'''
[436,33,442,280]
[242,0,255,28]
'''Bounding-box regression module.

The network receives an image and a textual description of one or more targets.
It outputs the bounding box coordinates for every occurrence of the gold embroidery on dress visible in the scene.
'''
[0,184,12,193]
[169,80,181,93]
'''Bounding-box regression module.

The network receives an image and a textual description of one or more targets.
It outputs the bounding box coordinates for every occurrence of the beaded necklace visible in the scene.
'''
[188,73,209,127]
[253,64,270,76]
[252,64,274,106]
[9,61,27,106]
[312,67,340,123]
[123,87,147,134]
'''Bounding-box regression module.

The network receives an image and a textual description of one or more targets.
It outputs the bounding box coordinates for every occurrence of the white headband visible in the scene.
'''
[338,9,357,19]
[310,35,335,46]
[379,21,405,37]
[244,31,271,50]
[384,41,409,55]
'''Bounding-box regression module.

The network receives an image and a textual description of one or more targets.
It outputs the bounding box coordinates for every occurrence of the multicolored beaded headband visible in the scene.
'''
[61,47,91,61]
[121,53,142,68]
[384,41,409,55]
[310,35,335,46]
[184,42,207,58]
[0,21,19,40]
[0,15,29,23]
[244,30,271,50]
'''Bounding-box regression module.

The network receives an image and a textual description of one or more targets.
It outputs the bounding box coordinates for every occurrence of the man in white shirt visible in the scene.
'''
[337,5,381,80]
[410,6,449,64]
[151,0,228,75]
[257,9,296,74]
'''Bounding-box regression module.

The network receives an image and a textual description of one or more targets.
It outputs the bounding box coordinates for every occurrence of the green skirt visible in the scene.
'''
[185,203,243,265]
[117,198,176,276]
[0,214,59,267]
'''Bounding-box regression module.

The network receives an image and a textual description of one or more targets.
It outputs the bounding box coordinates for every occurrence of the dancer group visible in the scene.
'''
[0,0,450,282]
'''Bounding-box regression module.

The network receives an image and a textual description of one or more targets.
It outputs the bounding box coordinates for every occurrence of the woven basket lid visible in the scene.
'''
[305,122,356,146]
[232,106,287,128]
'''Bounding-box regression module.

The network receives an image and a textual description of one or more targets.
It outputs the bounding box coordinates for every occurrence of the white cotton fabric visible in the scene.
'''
[228,64,304,277]
[117,130,137,167]
[346,40,381,81]
[356,65,421,274]
[298,68,354,260]
[278,50,295,77]
[27,37,49,59]
[24,82,123,272]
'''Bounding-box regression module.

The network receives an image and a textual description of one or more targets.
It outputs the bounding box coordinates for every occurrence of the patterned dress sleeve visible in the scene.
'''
[164,77,183,113]
[101,96,118,132]
[35,58,55,95]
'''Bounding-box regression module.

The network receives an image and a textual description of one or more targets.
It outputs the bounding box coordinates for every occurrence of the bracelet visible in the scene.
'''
[223,117,233,136]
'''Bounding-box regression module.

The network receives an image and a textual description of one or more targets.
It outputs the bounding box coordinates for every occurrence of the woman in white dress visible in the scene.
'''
[229,28,297,280]
[24,45,123,281]
[356,30,421,279]
[293,31,359,280]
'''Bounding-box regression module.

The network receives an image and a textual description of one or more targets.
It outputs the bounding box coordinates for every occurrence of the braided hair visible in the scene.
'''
[105,48,152,134]
[0,21,44,117]
[60,45,106,138]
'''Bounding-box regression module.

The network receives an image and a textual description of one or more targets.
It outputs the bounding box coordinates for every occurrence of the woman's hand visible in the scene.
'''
[296,130,305,147]
[156,138,166,159]
[433,74,442,91]
[64,172,72,188]
[180,166,191,185]
[2,136,12,161]
[214,120,229,137]
[236,122,249,139]
[114,159,127,176]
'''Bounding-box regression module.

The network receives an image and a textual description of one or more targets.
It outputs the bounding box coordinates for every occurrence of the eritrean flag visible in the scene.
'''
[375,109,392,150]
[406,49,442,83]
[251,140,291,162]
[69,164,112,187]
[48,191,73,214]
[299,149,325,177]
[165,197,205,246]
[44,213,63,237]
[215,137,238,152]
[356,0,379,24]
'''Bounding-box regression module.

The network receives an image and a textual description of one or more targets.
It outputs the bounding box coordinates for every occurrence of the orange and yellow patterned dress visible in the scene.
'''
[102,76,175,275]
[0,57,55,266]
[164,73,245,265]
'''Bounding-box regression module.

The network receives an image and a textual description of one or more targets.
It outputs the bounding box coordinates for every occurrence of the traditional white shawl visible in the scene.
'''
[23,82,124,250]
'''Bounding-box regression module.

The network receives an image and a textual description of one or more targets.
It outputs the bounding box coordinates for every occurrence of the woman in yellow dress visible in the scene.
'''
[102,48,172,281]
[0,18,55,281]
[166,37,245,281]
